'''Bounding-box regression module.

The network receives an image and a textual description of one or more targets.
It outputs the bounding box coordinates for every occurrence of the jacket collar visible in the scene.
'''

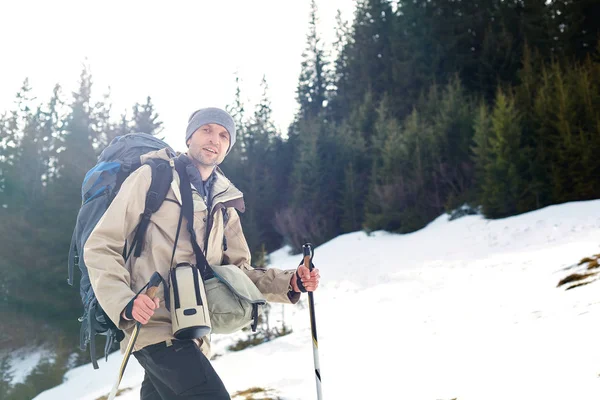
[171,154,244,211]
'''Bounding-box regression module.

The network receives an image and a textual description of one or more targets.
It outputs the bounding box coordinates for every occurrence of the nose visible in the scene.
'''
[207,130,218,144]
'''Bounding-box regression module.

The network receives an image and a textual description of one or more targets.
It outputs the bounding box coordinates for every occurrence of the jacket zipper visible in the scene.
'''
[204,187,229,252]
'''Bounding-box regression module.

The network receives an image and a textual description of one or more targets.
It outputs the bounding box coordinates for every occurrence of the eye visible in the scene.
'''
[220,133,229,140]
[203,128,210,133]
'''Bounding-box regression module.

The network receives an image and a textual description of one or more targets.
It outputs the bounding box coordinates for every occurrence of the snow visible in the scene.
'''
[30,199,600,399]
[5,347,54,385]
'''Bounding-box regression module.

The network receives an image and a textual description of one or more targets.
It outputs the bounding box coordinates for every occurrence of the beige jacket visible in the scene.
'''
[84,149,299,356]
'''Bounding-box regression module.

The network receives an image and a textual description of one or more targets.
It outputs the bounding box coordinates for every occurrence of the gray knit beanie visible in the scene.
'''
[185,107,236,154]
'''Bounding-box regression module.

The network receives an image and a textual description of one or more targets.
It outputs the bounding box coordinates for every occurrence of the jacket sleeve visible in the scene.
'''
[222,208,300,304]
[83,166,152,330]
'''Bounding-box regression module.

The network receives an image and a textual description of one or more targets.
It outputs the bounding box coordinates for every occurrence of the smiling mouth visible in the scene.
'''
[203,148,218,154]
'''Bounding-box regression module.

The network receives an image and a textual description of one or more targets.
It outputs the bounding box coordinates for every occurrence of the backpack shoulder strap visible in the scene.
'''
[129,158,173,259]
[174,158,214,281]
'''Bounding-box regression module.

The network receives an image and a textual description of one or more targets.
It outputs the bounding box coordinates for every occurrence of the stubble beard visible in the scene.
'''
[189,150,219,168]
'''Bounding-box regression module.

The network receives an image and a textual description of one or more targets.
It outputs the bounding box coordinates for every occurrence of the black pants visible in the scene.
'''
[133,340,230,399]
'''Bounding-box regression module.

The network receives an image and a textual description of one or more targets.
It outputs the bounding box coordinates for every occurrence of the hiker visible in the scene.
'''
[83,107,321,399]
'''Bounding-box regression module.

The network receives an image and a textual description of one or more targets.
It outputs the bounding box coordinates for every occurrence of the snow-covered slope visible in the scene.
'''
[33,199,600,399]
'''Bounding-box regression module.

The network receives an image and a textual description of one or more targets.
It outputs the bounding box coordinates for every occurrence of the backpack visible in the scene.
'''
[67,132,174,369]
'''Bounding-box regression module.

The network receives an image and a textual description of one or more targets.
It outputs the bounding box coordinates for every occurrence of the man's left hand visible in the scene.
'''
[291,264,320,292]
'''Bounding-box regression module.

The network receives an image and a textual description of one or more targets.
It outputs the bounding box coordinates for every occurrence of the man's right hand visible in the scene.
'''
[122,294,160,324]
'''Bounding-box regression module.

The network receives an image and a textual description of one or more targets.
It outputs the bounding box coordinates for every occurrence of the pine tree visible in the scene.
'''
[429,78,475,210]
[224,75,287,255]
[105,112,133,144]
[41,66,102,318]
[514,44,550,210]
[481,88,524,218]
[222,74,248,183]
[242,76,280,255]
[328,9,353,123]
[364,96,407,231]
[0,79,38,316]
[296,0,330,120]
[0,79,78,325]
[472,102,493,200]
[132,96,163,136]
[535,56,600,203]
[15,107,49,208]
[554,0,600,60]
[519,0,556,56]
[0,79,36,206]
[92,91,113,149]
[342,0,397,115]
[283,0,338,249]
[52,67,97,184]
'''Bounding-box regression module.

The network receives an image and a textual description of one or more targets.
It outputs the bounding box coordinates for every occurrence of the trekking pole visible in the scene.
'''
[107,272,162,400]
[303,242,322,400]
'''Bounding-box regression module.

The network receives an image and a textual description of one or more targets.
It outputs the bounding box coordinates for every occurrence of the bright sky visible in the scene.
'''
[0,0,355,152]
[22,198,600,399]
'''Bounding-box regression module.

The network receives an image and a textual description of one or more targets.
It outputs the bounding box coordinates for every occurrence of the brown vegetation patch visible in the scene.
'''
[557,272,597,288]
[94,387,132,400]
[565,281,594,291]
[557,254,600,290]
[578,254,600,269]
[232,386,282,400]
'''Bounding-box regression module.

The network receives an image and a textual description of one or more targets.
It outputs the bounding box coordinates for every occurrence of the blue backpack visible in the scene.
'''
[67,133,174,369]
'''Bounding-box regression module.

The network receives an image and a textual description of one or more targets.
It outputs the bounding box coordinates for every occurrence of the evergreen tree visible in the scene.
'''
[0,79,77,326]
[471,102,493,201]
[222,74,248,183]
[514,44,550,210]
[336,94,373,233]
[480,88,524,218]
[554,0,600,60]
[132,96,163,136]
[364,97,406,231]
[0,79,36,206]
[0,80,38,316]
[52,67,98,184]
[92,91,113,149]
[223,75,289,255]
[519,0,556,56]
[289,117,326,235]
[342,0,397,115]
[328,9,353,123]
[241,76,281,255]
[429,78,475,210]
[105,112,133,144]
[534,57,600,204]
[296,0,330,120]
[42,66,101,319]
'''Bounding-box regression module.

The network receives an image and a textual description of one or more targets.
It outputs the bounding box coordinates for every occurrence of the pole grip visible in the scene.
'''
[302,243,313,271]
[145,271,162,299]
[146,285,159,299]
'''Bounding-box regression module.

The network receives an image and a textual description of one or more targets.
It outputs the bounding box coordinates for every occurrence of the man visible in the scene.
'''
[84,107,320,399]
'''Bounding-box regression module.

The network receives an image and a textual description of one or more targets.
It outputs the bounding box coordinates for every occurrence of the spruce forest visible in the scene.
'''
[0,0,599,398]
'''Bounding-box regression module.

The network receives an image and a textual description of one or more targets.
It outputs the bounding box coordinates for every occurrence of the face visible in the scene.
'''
[186,123,231,168]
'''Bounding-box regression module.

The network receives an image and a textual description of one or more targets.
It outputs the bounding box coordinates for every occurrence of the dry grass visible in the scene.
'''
[557,254,600,290]
[578,254,600,269]
[564,280,594,290]
[557,272,598,287]
[232,386,282,400]
[94,387,132,400]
